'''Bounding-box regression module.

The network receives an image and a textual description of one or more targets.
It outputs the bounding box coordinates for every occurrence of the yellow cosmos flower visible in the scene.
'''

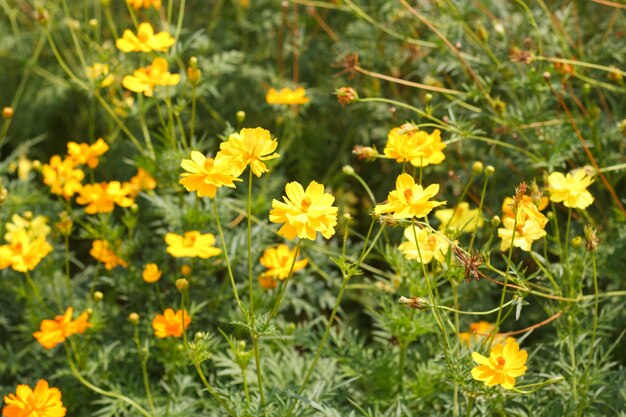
[116,22,175,53]
[259,244,308,282]
[42,155,85,199]
[374,174,446,219]
[266,87,310,105]
[127,0,161,9]
[498,216,546,252]
[2,380,67,417]
[76,181,135,214]
[547,170,594,209]
[434,202,483,233]
[67,138,109,168]
[128,168,157,197]
[398,226,449,264]
[33,307,90,349]
[471,338,528,389]
[384,124,446,167]
[122,57,180,97]
[501,195,548,229]
[85,63,114,88]
[179,151,242,198]
[142,263,162,283]
[219,127,279,177]
[152,308,191,338]
[4,213,50,243]
[90,240,128,270]
[0,229,53,272]
[165,231,222,259]
[459,321,509,346]
[269,181,338,240]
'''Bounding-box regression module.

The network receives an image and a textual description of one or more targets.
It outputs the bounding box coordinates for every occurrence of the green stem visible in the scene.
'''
[564,208,573,296]
[212,198,243,311]
[133,325,156,415]
[268,240,302,319]
[468,173,490,253]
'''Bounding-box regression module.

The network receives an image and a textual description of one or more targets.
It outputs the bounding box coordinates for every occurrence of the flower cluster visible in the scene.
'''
[498,184,549,252]
[384,124,446,167]
[0,213,53,272]
[90,240,128,270]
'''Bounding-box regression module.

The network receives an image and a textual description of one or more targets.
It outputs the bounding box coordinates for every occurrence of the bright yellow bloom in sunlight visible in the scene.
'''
[179,151,242,198]
[0,229,53,272]
[384,124,446,167]
[471,338,528,389]
[398,226,449,264]
[67,138,109,168]
[219,127,279,177]
[128,168,157,197]
[76,181,135,214]
[127,0,161,9]
[374,174,446,219]
[459,321,509,346]
[498,216,546,252]
[90,240,128,270]
[259,244,308,283]
[434,202,483,233]
[122,58,180,97]
[4,213,50,243]
[42,155,84,199]
[33,307,90,349]
[152,308,191,338]
[85,63,114,88]
[116,22,175,53]
[165,231,222,259]
[266,87,310,105]
[501,196,548,229]
[547,170,594,209]
[269,181,338,240]
[2,380,67,417]
[142,263,162,283]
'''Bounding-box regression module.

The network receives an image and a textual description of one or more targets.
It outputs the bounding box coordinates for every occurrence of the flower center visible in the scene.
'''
[496,356,506,368]
[301,197,312,212]
[403,189,413,202]
[138,32,149,43]
[183,236,197,247]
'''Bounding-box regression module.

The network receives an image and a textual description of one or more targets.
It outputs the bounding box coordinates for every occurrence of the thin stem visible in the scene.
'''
[564,208,573,296]
[268,240,302,319]
[468,173,490,253]
[133,325,156,415]
[212,198,243,311]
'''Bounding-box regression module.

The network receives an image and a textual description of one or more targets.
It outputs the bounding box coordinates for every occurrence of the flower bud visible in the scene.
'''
[484,165,495,177]
[607,66,623,82]
[237,340,247,350]
[343,213,353,221]
[55,211,73,236]
[342,165,355,176]
[236,110,246,124]
[542,71,551,80]
[32,160,42,170]
[571,236,583,248]
[2,107,14,119]
[472,161,484,175]
[86,308,93,315]
[129,312,140,324]
[491,215,501,227]
[352,145,379,161]
[335,87,358,107]
[176,278,189,292]
[181,265,192,276]
[424,93,433,103]
[130,203,139,213]
[93,291,104,302]
[89,19,98,28]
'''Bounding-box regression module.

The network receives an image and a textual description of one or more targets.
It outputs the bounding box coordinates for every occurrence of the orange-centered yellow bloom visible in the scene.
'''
[219,128,279,177]
[501,196,548,229]
[90,240,128,270]
[266,87,310,105]
[269,181,338,240]
[0,229,53,272]
[33,307,90,349]
[127,0,161,9]
[165,231,222,259]
[42,155,84,199]
[498,216,546,252]
[179,151,242,198]
[142,263,162,283]
[67,138,109,168]
[547,170,594,209]
[122,58,180,97]
[434,202,483,233]
[398,226,449,264]
[2,380,67,417]
[384,124,446,167]
[471,338,528,389]
[116,22,175,53]
[259,244,308,284]
[4,213,50,243]
[76,181,135,214]
[374,174,446,219]
[152,308,191,338]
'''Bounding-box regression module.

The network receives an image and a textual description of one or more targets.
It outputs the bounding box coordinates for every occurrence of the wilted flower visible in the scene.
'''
[384,124,446,167]
[165,231,222,259]
[219,127,279,177]
[546,170,594,209]
[434,202,483,233]
[116,22,175,52]
[67,138,109,168]
[471,338,528,389]
[269,181,338,240]
[33,307,90,349]
[266,87,310,105]
[374,174,445,219]
[76,181,135,214]
[398,225,449,264]
[122,58,180,97]
[179,151,242,198]
[42,155,85,199]
[142,263,162,283]
[2,380,67,417]
[90,240,127,270]
[152,308,191,338]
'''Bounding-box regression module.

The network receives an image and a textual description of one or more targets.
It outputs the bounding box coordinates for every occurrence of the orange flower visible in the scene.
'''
[165,231,222,259]
[179,151,242,198]
[266,87,310,105]
[152,308,191,338]
[89,240,127,270]
[259,274,277,290]
[142,263,162,283]
[2,380,67,417]
[458,321,508,346]
[33,307,90,349]
[41,155,84,199]
[76,181,135,214]
[67,138,109,168]
[128,168,157,197]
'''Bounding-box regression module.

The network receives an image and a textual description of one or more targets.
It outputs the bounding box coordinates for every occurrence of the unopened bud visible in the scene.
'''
[130,203,139,213]
[352,145,379,161]
[398,296,428,310]
[342,165,355,176]
[129,312,140,324]
[176,278,189,292]
[181,265,192,276]
[89,19,98,28]
[93,291,104,302]
[607,66,623,82]
[424,93,433,103]
[484,165,495,177]
[2,107,13,119]
[343,213,353,221]
[335,87,358,106]
[571,236,583,248]
[86,308,93,315]
[37,8,49,24]
[542,71,551,80]
[236,110,246,124]
[238,340,246,350]
[491,215,501,227]
[0,184,7,204]
[472,161,484,175]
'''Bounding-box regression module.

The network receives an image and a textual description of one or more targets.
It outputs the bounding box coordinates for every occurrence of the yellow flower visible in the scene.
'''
[219,128,279,177]
[547,170,594,209]
[85,63,114,88]
[33,307,90,349]
[128,168,157,197]
[259,244,308,282]
[180,265,192,275]
[116,22,175,53]
[269,181,338,240]
[498,216,546,252]
[67,138,109,168]
[0,229,53,272]
[471,338,528,389]
[266,87,310,105]
[501,196,548,229]
[459,321,509,346]
[122,57,180,97]
[2,380,67,417]
[179,151,242,198]
[434,202,483,233]
[76,181,135,214]
[126,0,161,9]
[374,174,446,219]
[16,153,33,181]
[90,240,128,270]
[4,213,50,243]
[384,124,446,167]
[165,231,222,259]
[142,263,162,283]
[152,308,191,338]
[42,155,85,199]
[398,226,449,264]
